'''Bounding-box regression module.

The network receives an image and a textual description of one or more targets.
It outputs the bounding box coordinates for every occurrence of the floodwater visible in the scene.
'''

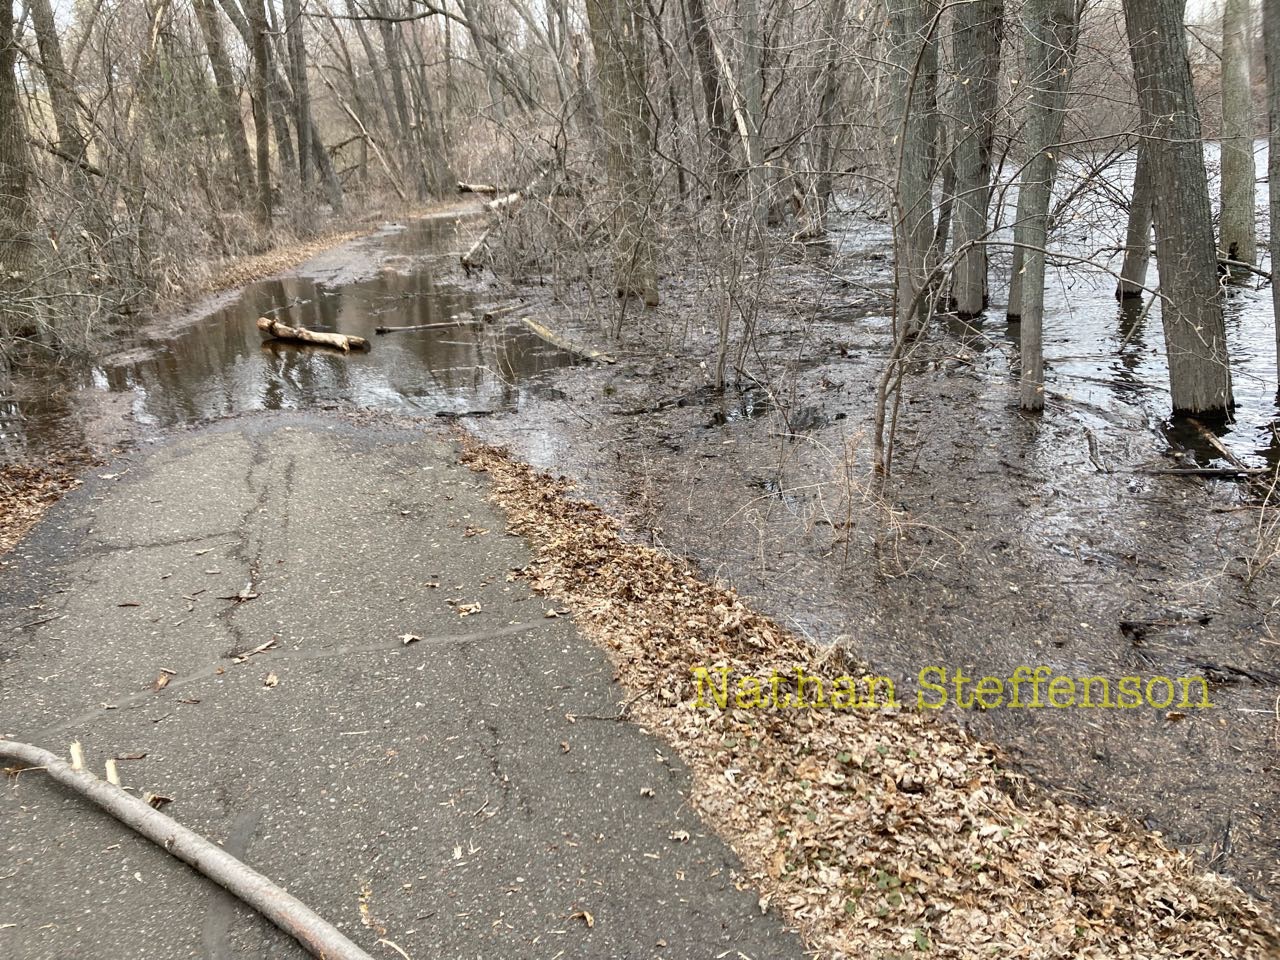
[2,169,1278,905]
[0,215,577,458]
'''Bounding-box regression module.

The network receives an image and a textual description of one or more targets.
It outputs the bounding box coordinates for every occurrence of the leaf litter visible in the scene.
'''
[459,435,1279,959]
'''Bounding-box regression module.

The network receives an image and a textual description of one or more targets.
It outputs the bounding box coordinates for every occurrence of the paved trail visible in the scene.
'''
[0,413,805,960]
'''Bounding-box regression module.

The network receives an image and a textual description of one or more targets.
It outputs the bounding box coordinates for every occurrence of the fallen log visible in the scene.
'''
[0,738,375,960]
[457,181,498,195]
[461,226,491,274]
[1137,466,1266,477]
[485,192,522,213]
[257,317,369,352]
[520,317,615,364]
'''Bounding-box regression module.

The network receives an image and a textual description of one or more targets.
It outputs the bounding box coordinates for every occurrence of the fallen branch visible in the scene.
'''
[461,226,491,274]
[520,317,615,364]
[485,192,522,213]
[0,739,375,960]
[375,317,480,335]
[1187,418,1249,471]
[457,181,498,195]
[1137,466,1266,477]
[257,317,369,352]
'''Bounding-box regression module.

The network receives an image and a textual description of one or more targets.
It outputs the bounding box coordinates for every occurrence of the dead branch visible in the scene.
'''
[520,317,615,364]
[457,181,498,195]
[257,317,370,351]
[0,739,375,960]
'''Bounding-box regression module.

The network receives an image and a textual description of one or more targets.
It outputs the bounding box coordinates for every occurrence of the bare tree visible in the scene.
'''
[888,0,939,336]
[0,0,33,325]
[1123,0,1233,414]
[1219,0,1256,269]
[585,0,660,305]
[193,0,256,197]
[1115,142,1154,298]
[1267,0,1280,381]
[949,0,1004,317]
[1016,0,1078,411]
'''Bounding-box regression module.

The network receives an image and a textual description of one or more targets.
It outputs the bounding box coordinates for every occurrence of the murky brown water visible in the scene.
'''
[0,215,577,458]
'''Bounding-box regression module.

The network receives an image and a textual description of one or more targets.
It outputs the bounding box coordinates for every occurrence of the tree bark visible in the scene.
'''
[1219,0,1256,269]
[27,0,89,167]
[686,0,733,195]
[1006,5,1078,321]
[1266,0,1280,385]
[1123,0,1233,415]
[1116,142,1154,299]
[888,0,939,336]
[193,0,256,197]
[246,0,274,226]
[813,0,848,223]
[1016,0,1077,411]
[949,0,1003,318]
[585,0,660,305]
[284,0,312,190]
[0,0,34,318]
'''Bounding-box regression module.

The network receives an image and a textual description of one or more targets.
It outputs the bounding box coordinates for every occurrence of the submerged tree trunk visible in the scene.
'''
[586,0,660,305]
[1006,4,1077,322]
[1219,0,1256,270]
[193,0,255,197]
[1016,0,1077,411]
[1267,0,1280,384]
[949,0,1003,318]
[1123,0,1233,415]
[1116,143,1154,299]
[888,0,939,336]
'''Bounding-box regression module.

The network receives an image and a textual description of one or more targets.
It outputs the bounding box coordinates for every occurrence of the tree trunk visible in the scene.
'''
[284,0,312,190]
[1123,0,1233,415]
[246,0,274,226]
[686,0,733,196]
[741,0,767,227]
[193,0,255,197]
[0,0,34,323]
[1006,5,1077,321]
[888,0,939,336]
[1266,0,1280,385]
[27,0,89,166]
[949,0,1003,318]
[1116,142,1154,299]
[1016,0,1077,411]
[1219,0,1256,270]
[585,0,660,305]
[813,0,848,223]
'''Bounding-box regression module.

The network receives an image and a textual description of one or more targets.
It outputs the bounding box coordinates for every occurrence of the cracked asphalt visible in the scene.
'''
[0,413,807,960]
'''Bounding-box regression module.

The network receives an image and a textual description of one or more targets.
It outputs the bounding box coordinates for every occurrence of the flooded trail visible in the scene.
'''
[0,213,578,459]
[2,200,1278,904]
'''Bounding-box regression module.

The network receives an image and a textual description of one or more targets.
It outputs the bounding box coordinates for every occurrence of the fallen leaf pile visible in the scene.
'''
[0,457,90,555]
[460,436,1279,959]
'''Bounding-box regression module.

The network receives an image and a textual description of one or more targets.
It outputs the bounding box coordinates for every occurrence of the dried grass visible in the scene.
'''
[460,434,1279,959]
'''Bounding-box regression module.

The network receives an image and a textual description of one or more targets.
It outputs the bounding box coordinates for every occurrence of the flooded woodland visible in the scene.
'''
[4,181,1279,905]
[3,0,1280,954]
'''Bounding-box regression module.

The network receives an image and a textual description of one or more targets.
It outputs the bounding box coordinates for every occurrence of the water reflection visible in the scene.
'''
[0,219,578,458]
